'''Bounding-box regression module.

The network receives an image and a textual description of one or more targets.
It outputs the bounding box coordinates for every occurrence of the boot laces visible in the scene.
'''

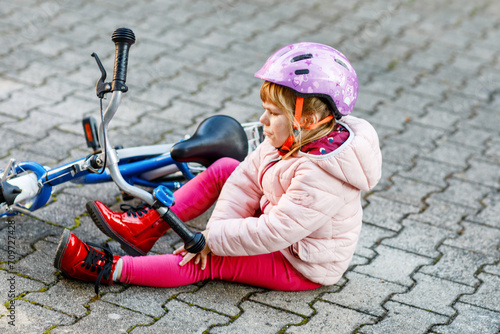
[120,203,151,218]
[82,242,114,295]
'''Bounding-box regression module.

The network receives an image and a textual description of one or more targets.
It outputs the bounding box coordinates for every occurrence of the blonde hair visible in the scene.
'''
[260,81,336,159]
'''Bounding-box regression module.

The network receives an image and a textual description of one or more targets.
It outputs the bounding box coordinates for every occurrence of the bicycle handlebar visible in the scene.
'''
[162,210,206,253]
[102,28,206,253]
[111,28,135,92]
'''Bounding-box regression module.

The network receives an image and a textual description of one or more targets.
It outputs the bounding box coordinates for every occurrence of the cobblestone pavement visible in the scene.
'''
[0,0,499,333]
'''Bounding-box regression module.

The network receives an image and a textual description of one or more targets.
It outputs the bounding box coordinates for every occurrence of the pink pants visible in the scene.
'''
[120,158,321,291]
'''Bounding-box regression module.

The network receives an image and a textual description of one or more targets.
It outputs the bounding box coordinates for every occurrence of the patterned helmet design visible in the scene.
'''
[255,42,358,119]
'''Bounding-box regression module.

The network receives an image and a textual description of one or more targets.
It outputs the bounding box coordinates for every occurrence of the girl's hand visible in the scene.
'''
[174,230,212,270]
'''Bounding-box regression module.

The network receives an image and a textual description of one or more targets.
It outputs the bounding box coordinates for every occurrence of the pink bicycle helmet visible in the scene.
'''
[255,42,358,119]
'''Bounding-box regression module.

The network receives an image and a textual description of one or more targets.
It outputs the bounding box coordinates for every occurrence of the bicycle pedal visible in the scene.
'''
[82,116,100,151]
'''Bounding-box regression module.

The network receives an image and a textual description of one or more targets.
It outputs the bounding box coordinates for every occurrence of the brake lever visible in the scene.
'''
[91,52,112,99]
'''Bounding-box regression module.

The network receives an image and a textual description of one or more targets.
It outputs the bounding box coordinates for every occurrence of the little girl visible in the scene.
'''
[54,42,382,295]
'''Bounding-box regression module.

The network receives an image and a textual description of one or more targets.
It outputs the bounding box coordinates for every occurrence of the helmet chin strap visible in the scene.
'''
[277,96,334,156]
[277,96,303,156]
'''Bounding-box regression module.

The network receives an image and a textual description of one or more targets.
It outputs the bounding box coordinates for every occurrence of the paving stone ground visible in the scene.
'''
[0,0,499,333]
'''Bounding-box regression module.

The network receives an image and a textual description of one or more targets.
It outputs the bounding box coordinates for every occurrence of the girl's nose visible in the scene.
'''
[259,112,268,125]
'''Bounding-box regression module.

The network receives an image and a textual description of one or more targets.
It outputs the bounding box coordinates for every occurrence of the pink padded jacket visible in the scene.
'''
[206,115,382,285]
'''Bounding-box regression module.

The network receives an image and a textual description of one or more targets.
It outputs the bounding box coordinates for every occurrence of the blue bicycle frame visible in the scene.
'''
[13,147,196,213]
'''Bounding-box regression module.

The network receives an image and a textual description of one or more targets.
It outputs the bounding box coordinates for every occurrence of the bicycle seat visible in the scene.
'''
[170,115,248,167]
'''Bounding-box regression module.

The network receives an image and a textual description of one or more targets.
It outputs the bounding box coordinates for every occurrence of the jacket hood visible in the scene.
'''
[297,115,382,191]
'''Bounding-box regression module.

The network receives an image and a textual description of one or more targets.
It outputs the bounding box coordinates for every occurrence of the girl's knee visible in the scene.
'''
[210,157,240,177]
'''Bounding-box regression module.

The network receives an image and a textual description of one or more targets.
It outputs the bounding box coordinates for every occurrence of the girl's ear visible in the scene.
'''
[300,113,320,128]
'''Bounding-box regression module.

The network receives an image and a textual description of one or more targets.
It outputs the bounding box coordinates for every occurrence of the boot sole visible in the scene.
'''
[86,202,145,257]
[54,229,71,271]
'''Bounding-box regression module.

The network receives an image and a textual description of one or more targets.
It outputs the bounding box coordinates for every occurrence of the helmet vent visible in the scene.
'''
[291,54,313,62]
[334,58,349,70]
[295,69,309,75]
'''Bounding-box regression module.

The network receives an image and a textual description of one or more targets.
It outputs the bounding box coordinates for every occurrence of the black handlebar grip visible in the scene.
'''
[162,209,206,253]
[111,27,135,92]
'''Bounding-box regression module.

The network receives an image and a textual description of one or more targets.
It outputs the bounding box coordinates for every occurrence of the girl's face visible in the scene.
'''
[260,101,291,148]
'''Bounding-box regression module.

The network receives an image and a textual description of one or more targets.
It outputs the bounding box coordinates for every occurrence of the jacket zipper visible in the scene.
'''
[259,158,280,213]
[259,158,280,188]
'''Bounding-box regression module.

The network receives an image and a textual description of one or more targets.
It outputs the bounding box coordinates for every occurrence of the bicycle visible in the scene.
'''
[0,28,263,253]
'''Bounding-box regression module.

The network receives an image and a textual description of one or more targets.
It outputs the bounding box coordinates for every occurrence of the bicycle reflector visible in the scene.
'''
[82,116,100,151]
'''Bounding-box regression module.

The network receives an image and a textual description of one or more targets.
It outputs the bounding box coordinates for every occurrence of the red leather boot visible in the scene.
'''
[54,229,119,295]
[86,201,171,257]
